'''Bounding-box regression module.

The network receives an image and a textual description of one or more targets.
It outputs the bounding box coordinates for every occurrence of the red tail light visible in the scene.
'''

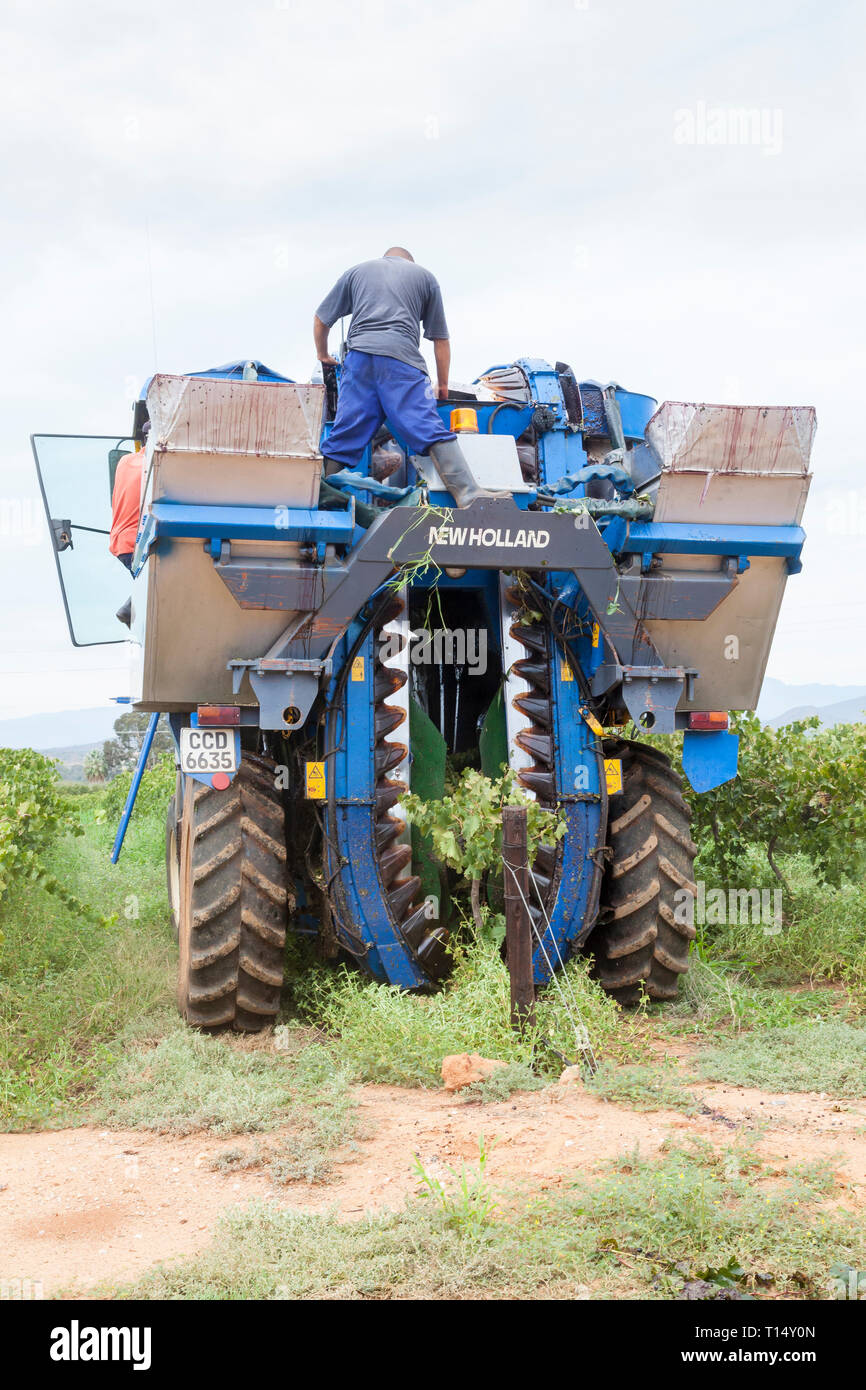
[688,711,729,730]
[197,705,241,726]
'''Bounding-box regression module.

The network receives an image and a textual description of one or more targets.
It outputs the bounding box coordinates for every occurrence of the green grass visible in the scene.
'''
[109,1138,865,1301]
[696,1021,866,1097]
[93,1023,357,1183]
[693,848,866,997]
[560,1137,860,1297]
[413,1136,498,1243]
[662,953,821,1035]
[0,795,175,1129]
[94,1023,327,1133]
[292,940,645,1088]
[587,1061,699,1113]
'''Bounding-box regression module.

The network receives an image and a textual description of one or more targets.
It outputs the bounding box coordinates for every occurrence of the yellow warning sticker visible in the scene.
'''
[591,622,600,649]
[305,761,326,800]
[560,661,573,682]
[604,758,623,796]
[351,656,365,681]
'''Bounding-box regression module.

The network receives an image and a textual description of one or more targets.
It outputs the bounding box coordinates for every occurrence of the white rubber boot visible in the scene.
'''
[428,439,512,509]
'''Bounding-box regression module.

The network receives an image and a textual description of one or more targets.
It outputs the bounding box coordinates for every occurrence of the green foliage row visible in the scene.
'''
[0,747,84,918]
[86,711,177,784]
[657,713,866,890]
[402,766,566,884]
[0,785,175,1129]
[102,752,176,820]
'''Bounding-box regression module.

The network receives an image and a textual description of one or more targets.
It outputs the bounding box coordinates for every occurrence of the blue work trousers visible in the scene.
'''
[322,349,453,468]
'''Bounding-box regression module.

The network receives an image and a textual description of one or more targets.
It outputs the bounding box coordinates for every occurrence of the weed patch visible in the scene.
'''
[696,1022,866,1097]
[112,1138,864,1301]
[413,1138,498,1243]
[461,1062,545,1104]
[293,939,643,1088]
[587,1062,699,1113]
[0,796,174,1129]
[94,1025,354,1151]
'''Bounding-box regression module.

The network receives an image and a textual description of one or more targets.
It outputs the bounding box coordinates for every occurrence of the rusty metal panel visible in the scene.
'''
[138,537,301,709]
[147,374,324,508]
[135,374,327,708]
[649,402,814,525]
[643,402,816,711]
[647,401,815,479]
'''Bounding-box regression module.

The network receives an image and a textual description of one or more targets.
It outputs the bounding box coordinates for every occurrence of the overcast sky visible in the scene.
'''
[1,0,864,722]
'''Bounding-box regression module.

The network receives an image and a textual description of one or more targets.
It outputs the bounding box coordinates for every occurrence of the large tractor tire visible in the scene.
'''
[175,751,289,1031]
[587,739,698,1004]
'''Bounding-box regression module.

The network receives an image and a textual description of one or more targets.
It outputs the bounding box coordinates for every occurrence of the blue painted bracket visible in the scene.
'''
[134,502,355,570]
[624,522,805,564]
[682,730,740,793]
[328,628,428,989]
[110,712,161,864]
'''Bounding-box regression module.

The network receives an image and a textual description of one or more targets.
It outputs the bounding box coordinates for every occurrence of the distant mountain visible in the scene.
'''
[0,705,122,751]
[768,695,866,730]
[757,677,866,724]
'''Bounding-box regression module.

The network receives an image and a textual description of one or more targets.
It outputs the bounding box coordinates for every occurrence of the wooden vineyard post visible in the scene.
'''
[502,805,536,1033]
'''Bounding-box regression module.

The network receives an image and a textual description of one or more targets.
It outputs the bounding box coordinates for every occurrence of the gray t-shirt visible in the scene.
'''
[315,257,449,375]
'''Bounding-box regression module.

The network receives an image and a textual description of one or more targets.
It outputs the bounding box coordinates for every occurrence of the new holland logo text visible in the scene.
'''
[428,525,550,549]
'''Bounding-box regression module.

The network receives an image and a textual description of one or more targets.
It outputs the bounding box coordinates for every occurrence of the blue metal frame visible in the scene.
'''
[624,521,805,565]
[138,501,355,549]
[103,354,809,986]
[110,712,161,864]
[326,630,427,988]
[530,640,604,982]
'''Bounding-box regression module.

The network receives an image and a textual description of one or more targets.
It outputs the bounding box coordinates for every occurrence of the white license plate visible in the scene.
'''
[179,727,238,775]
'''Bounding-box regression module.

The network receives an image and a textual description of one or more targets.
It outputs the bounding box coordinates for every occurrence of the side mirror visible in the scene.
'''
[51,518,73,553]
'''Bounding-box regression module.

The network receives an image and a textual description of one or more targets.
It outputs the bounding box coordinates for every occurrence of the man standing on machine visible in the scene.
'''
[314,248,505,508]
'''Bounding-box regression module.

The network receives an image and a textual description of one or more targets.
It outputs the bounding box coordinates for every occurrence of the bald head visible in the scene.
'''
[384,247,414,261]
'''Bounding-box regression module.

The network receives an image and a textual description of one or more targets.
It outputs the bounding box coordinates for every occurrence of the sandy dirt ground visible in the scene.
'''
[2,1078,864,1297]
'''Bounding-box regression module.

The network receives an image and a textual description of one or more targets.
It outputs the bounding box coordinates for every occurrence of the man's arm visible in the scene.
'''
[314,314,338,366]
[314,270,353,365]
[433,338,450,400]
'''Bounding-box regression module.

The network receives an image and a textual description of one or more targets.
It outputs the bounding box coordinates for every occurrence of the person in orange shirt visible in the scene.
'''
[110,420,148,570]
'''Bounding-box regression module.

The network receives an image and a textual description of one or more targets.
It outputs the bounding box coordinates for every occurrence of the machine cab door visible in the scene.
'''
[31,433,139,646]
